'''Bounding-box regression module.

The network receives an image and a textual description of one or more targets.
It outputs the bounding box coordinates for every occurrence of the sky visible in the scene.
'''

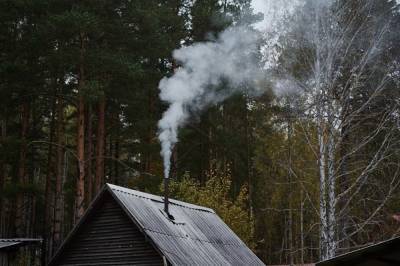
[251,0,269,17]
[250,0,300,31]
[251,0,270,30]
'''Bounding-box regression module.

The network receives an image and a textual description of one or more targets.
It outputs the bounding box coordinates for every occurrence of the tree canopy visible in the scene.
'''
[0,0,399,265]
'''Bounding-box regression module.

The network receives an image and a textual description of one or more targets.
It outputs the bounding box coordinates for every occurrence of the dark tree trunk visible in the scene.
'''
[114,135,120,185]
[95,96,105,193]
[86,103,93,204]
[43,95,56,261]
[76,96,85,224]
[108,132,112,182]
[53,98,65,253]
[0,118,7,237]
[28,100,39,238]
[75,31,86,224]
[15,102,30,237]
[114,110,120,185]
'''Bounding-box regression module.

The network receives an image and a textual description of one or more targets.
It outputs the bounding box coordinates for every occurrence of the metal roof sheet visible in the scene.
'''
[107,183,265,266]
[0,241,21,250]
[316,237,400,265]
[0,239,41,250]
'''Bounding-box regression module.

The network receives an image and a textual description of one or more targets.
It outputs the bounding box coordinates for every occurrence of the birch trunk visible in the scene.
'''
[327,104,337,258]
[317,103,329,260]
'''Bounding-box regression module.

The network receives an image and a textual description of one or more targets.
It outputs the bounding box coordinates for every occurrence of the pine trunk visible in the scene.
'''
[75,31,86,224]
[86,104,93,204]
[75,95,85,224]
[16,102,30,237]
[95,96,105,193]
[0,119,6,237]
[44,96,56,252]
[53,98,65,253]
[114,134,120,185]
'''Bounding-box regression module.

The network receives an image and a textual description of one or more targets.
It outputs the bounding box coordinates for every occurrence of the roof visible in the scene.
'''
[316,237,400,265]
[0,239,42,251]
[270,264,315,266]
[52,183,264,266]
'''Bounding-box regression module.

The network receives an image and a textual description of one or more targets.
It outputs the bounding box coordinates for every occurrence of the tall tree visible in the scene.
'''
[95,95,105,193]
[274,0,400,259]
[53,98,65,252]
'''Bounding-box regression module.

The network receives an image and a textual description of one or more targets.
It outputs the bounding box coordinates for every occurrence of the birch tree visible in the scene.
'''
[275,0,400,260]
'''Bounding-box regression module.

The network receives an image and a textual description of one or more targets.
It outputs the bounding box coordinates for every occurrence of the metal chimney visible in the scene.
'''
[163,176,170,215]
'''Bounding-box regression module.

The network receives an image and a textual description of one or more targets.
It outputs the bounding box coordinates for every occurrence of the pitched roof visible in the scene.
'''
[0,239,42,250]
[269,264,315,266]
[108,184,264,265]
[52,183,264,266]
[316,237,400,265]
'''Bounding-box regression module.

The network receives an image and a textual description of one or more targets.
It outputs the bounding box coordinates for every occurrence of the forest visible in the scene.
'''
[0,0,400,265]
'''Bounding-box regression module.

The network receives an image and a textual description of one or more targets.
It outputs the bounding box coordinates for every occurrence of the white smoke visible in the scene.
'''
[158,26,263,179]
[157,0,321,179]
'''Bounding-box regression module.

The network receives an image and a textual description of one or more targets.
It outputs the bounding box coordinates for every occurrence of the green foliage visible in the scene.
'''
[166,171,256,249]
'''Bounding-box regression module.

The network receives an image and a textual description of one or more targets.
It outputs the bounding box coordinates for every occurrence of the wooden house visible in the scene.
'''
[0,238,42,266]
[49,184,264,266]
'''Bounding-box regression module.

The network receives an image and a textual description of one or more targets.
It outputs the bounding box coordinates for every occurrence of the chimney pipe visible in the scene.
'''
[163,176,169,215]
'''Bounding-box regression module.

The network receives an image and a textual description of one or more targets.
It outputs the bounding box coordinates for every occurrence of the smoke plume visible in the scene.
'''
[158,26,263,179]
[157,0,318,179]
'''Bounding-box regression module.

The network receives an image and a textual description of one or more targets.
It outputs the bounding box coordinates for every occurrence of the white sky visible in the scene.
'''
[250,0,300,31]
[251,0,270,30]
[251,0,269,16]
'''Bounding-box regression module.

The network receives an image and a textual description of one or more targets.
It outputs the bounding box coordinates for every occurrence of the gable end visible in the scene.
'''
[50,191,164,266]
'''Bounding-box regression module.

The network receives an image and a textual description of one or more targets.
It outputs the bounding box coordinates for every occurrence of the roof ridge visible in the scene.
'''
[0,238,42,242]
[106,183,214,213]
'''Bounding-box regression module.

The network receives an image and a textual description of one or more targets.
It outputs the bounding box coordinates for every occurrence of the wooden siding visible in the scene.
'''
[51,192,164,266]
